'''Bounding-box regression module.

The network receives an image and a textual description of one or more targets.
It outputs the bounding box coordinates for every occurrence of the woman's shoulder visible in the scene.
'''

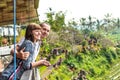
[19,40,34,51]
[22,40,34,46]
[24,40,33,43]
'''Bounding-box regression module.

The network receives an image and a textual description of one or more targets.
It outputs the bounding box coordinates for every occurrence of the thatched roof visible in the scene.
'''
[0,0,40,26]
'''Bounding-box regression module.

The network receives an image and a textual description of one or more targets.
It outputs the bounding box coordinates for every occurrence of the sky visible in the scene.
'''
[38,0,120,22]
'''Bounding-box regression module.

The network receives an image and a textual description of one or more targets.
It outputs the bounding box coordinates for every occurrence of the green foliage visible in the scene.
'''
[16,29,26,42]
[116,45,120,48]
[38,9,120,80]
[106,28,120,43]
[82,28,91,35]
[75,53,83,63]
[99,38,114,48]
[45,8,65,32]
[40,39,51,57]
[116,48,120,55]
[81,40,88,46]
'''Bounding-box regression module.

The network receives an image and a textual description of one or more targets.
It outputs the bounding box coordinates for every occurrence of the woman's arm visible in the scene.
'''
[21,40,51,69]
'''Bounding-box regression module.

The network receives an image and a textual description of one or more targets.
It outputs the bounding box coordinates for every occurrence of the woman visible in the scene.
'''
[0,23,50,80]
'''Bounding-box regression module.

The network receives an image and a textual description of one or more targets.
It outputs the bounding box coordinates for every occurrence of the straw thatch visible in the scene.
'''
[0,0,40,26]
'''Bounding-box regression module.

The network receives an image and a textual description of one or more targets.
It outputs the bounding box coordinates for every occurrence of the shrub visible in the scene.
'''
[116,48,120,55]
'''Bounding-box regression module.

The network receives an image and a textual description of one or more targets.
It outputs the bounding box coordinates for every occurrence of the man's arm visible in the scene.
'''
[10,45,29,60]
[31,59,51,68]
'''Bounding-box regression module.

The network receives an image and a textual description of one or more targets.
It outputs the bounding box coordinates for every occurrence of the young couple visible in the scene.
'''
[0,23,51,80]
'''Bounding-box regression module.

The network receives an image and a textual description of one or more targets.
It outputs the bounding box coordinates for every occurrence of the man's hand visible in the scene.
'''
[41,59,51,67]
[32,59,51,68]
[10,47,30,60]
[17,47,30,60]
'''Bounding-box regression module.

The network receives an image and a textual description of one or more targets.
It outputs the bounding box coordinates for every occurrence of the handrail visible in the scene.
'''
[20,68,40,80]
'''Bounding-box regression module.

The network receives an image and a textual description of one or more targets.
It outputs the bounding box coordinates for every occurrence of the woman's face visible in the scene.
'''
[32,29,41,41]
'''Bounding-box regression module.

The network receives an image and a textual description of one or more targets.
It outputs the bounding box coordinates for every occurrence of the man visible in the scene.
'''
[10,22,51,80]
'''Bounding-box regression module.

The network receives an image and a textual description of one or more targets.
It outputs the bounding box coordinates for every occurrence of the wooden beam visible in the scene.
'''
[34,0,40,9]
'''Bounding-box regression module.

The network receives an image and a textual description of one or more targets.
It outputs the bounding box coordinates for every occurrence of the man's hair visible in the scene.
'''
[39,22,51,28]
[25,23,41,42]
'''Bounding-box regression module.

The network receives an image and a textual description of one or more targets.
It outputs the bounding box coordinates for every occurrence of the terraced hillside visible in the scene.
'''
[108,62,120,80]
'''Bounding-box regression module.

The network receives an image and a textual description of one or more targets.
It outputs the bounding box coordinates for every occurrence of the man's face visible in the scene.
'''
[41,24,50,39]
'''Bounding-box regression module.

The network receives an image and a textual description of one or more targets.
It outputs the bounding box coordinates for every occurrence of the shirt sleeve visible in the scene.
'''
[17,37,25,46]
[21,40,34,70]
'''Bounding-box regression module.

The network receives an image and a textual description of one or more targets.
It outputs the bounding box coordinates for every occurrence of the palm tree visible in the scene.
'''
[116,18,120,29]
[95,19,105,31]
[103,13,115,32]
[87,16,92,29]
[87,16,96,31]
[79,18,87,30]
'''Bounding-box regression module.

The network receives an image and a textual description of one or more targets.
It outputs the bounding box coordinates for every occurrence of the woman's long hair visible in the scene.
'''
[25,23,41,42]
